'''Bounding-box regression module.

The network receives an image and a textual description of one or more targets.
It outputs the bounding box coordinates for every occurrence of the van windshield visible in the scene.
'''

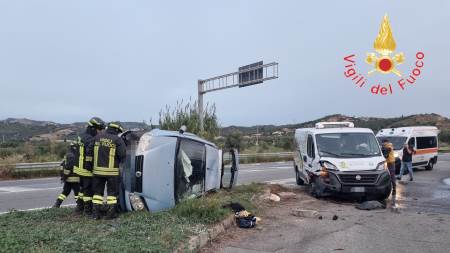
[316,133,381,158]
[376,136,407,150]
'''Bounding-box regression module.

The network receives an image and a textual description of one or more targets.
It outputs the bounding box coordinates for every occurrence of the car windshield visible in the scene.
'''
[316,132,381,158]
[376,136,407,150]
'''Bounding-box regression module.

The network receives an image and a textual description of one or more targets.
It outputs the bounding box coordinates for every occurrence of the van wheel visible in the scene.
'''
[425,160,434,170]
[295,167,304,185]
[308,177,321,198]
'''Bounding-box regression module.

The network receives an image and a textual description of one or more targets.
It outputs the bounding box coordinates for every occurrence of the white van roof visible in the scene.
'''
[376,126,439,137]
[295,127,374,135]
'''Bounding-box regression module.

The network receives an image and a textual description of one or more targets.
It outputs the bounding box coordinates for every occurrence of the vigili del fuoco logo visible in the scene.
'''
[343,14,425,95]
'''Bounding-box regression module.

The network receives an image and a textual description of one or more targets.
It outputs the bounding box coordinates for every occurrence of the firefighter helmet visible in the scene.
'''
[107,122,124,133]
[88,117,106,130]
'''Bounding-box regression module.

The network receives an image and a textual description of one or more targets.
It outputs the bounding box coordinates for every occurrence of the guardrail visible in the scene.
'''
[3,150,450,171]
[239,152,294,158]
[3,153,295,171]
[13,162,61,171]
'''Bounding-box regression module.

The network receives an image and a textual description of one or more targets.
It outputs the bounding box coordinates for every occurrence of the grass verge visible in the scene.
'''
[0,183,263,253]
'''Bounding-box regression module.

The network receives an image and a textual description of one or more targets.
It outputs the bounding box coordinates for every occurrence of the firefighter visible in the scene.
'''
[90,122,126,220]
[73,117,106,215]
[52,143,80,208]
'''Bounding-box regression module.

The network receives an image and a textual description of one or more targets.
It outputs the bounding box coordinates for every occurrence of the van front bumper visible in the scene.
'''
[315,170,391,197]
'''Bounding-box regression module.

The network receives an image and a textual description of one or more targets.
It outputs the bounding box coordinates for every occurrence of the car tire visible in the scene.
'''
[377,183,392,201]
[295,167,304,185]
[425,159,434,170]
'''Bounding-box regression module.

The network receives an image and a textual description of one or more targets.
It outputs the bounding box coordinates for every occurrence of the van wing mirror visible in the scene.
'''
[303,155,307,163]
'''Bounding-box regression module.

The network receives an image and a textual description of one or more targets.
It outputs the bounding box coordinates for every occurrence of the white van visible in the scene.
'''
[118,129,239,212]
[376,126,439,172]
[293,122,391,200]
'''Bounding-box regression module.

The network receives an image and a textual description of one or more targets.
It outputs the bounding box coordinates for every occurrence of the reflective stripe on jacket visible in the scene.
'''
[73,129,96,177]
[89,128,126,177]
[61,146,80,183]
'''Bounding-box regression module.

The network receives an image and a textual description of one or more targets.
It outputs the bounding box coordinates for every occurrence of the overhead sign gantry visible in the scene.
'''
[197,61,279,130]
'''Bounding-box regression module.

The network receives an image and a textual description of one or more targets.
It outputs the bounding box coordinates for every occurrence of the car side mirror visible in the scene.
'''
[303,155,307,162]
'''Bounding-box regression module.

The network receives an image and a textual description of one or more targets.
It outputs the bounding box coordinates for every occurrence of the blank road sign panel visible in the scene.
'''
[239,61,263,88]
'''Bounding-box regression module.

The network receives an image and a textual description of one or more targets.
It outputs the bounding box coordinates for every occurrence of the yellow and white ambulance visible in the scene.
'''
[376,126,439,172]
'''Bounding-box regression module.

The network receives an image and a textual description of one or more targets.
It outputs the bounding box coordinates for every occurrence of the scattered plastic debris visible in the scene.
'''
[355,201,386,210]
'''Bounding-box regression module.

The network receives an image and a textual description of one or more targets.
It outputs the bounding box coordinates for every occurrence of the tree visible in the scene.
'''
[225,130,244,151]
[158,99,219,141]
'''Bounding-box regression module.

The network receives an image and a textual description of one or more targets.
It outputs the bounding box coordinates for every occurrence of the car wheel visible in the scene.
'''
[425,160,434,170]
[295,167,304,185]
[377,183,392,201]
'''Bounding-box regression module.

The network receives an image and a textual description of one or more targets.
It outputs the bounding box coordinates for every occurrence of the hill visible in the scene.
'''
[0,119,151,142]
[221,113,450,138]
[1,113,449,142]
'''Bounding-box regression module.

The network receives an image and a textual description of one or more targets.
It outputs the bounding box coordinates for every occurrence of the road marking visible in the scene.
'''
[444,178,450,186]
[265,178,296,185]
[240,166,292,173]
[0,186,61,194]
[0,204,75,215]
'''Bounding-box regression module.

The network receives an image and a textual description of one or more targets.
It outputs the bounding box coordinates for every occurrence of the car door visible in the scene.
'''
[306,134,316,171]
[221,148,239,189]
[205,144,220,192]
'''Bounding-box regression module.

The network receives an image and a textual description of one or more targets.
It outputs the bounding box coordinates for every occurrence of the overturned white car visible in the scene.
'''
[118,129,239,212]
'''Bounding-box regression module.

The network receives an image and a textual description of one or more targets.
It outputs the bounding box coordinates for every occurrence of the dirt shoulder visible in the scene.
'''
[202,186,450,253]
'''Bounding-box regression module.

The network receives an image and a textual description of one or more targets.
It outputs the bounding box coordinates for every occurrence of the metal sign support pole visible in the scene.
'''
[198,80,204,131]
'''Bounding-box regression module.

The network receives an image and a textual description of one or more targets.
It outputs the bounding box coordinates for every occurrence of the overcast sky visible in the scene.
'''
[0,0,449,126]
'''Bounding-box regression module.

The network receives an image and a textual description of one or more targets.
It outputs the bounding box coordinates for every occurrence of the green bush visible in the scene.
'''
[159,99,219,141]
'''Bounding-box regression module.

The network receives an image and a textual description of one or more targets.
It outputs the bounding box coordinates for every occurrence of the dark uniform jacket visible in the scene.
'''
[61,145,80,183]
[73,127,97,177]
[88,128,126,176]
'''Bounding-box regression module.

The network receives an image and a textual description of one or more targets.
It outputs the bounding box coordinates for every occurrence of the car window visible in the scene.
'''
[408,137,415,147]
[175,139,205,201]
[416,136,437,149]
[307,135,315,159]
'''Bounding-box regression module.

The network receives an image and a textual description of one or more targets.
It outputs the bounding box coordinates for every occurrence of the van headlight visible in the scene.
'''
[376,161,387,171]
[320,161,338,171]
[129,193,146,211]
[137,134,152,154]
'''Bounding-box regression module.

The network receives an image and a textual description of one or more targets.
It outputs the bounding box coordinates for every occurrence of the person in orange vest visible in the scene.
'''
[382,139,396,206]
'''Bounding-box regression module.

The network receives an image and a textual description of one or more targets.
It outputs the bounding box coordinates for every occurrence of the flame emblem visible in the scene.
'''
[366,15,404,76]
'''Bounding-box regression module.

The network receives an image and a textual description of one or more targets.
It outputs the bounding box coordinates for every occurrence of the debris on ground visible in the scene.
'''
[222,202,246,212]
[291,209,320,218]
[235,210,259,229]
[355,201,386,210]
[318,216,323,220]
[277,192,296,200]
[332,215,338,221]
[269,194,281,202]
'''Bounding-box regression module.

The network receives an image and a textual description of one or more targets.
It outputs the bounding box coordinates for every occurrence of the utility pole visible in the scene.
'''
[256,126,259,146]
[197,61,279,131]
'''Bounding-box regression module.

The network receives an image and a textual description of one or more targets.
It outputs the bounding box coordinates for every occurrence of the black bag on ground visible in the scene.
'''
[236,215,257,228]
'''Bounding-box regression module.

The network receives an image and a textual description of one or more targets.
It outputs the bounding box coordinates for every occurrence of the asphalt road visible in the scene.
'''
[1,154,450,214]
